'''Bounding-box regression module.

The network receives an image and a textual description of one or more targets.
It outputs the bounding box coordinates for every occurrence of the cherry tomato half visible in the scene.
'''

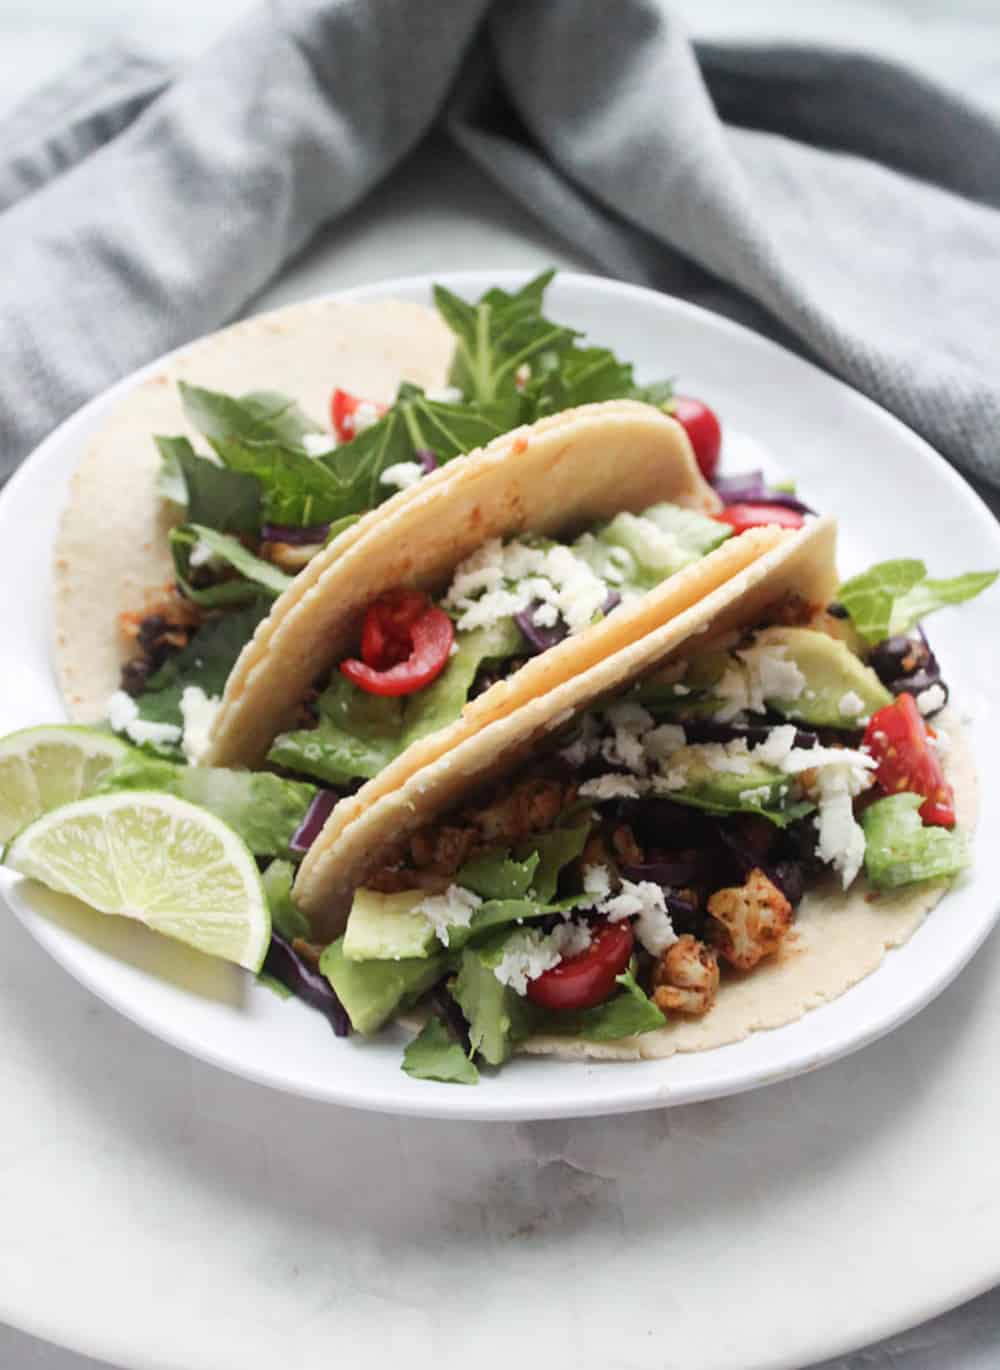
[360,588,430,670]
[330,388,387,443]
[863,692,955,827]
[671,395,722,481]
[715,502,805,535]
[526,921,635,1012]
[342,593,455,697]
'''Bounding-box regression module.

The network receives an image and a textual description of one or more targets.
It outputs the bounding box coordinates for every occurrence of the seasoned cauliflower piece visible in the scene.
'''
[707,867,793,971]
[652,935,719,1016]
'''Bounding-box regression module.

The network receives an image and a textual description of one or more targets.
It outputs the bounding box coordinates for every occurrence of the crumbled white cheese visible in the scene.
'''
[443,536,608,636]
[179,686,221,764]
[583,865,612,901]
[751,724,799,768]
[351,400,381,434]
[416,885,482,947]
[652,766,690,793]
[738,785,774,805]
[813,763,870,888]
[514,363,533,390]
[559,714,601,769]
[714,644,806,722]
[188,538,218,569]
[602,880,677,955]
[778,744,875,780]
[916,684,947,716]
[838,689,866,718]
[302,431,337,457]
[106,691,182,748]
[700,740,753,775]
[578,774,645,801]
[600,699,655,774]
[379,461,424,492]
[492,922,592,995]
[532,601,560,628]
[425,385,464,404]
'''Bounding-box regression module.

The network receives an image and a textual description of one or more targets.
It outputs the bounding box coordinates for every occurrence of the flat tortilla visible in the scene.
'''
[294,517,839,933]
[521,710,976,1060]
[204,400,725,770]
[53,296,454,722]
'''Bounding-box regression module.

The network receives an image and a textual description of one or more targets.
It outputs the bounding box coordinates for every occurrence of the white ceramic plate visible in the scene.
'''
[1,270,997,1122]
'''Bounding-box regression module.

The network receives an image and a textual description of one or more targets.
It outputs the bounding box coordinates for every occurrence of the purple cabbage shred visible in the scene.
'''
[263,933,350,1037]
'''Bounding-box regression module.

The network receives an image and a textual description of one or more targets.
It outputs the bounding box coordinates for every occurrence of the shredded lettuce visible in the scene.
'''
[452,933,537,1066]
[861,793,969,888]
[261,860,312,940]
[267,619,525,785]
[402,1018,479,1085]
[534,970,665,1042]
[838,559,997,644]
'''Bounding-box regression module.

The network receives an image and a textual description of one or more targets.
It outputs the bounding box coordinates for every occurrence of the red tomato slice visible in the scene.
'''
[863,692,955,827]
[715,502,805,534]
[360,588,430,670]
[341,600,455,697]
[330,388,387,443]
[671,395,722,481]
[526,921,635,1012]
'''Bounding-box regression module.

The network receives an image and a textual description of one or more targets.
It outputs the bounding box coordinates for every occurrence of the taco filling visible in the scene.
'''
[311,583,978,1082]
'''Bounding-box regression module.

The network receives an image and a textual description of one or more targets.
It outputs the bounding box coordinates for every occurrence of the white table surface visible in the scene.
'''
[4,6,1000,1369]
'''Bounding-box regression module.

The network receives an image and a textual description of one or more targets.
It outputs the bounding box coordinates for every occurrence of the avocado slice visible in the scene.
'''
[319,937,449,1035]
[664,746,808,825]
[752,627,891,726]
[342,888,439,961]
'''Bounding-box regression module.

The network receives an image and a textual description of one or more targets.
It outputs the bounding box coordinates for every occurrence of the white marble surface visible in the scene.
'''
[4,6,1000,1368]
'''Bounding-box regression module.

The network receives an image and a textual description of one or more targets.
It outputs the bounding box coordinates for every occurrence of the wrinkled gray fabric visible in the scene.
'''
[2,0,999,513]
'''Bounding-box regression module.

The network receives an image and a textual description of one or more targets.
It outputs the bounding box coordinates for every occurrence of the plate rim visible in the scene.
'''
[2,265,999,1123]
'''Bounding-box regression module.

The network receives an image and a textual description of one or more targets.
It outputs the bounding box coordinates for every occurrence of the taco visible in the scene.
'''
[305,517,979,1075]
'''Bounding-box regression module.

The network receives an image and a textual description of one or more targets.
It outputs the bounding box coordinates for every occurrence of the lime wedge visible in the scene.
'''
[0,725,132,845]
[5,791,270,971]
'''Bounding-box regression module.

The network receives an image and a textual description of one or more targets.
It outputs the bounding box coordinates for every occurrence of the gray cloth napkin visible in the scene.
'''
[2,0,1000,514]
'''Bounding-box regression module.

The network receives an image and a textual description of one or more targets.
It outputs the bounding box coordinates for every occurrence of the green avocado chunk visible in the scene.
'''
[751,627,892,726]
[664,747,810,827]
[319,938,449,1035]
[342,888,440,961]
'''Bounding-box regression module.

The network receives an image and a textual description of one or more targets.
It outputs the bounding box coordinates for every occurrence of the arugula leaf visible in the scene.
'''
[434,272,578,426]
[267,620,525,785]
[838,559,997,644]
[534,970,665,1041]
[402,1018,479,1085]
[170,524,292,606]
[261,860,313,939]
[155,436,261,533]
[525,344,671,417]
[179,381,321,447]
[132,602,268,737]
[211,436,355,527]
[514,821,591,902]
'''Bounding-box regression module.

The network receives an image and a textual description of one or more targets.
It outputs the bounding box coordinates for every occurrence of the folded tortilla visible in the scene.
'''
[53,295,454,722]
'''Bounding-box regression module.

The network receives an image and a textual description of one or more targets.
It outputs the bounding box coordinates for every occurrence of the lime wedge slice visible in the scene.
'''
[0,725,132,845]
[5,791,270,971]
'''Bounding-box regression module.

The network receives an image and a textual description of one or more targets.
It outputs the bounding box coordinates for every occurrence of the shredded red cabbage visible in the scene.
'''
[260,522,331,545]
[289,789,339,855]
[712,470,815,515]
[262,933,350,1036]
[414,448,439,476]
[515,602,568,654]
[621,859,699,887]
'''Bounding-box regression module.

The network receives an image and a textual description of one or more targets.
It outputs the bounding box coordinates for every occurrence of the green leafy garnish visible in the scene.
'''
[211,436,355,528]
[534,971,665,1041]
[452,933,537,1066]
[155,436,261,533]
[514,821,591,902]
[402,1018,479,1085]
[130,602,268,739]
[457,849,540,901]
[861,793,969,889]
[179,382,321,447]
[838,559,997,644]
[169,524,292,606]
[261,860,312,940]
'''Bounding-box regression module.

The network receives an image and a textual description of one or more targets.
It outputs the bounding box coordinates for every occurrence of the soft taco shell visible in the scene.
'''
[53,296,453,723]
[521,710,976,1061]
[204,400,724,771]
[294,516,839,933]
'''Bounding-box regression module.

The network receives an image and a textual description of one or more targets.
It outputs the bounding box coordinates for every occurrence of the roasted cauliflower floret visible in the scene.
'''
[706,867,793,971]
[652,935,719,1016]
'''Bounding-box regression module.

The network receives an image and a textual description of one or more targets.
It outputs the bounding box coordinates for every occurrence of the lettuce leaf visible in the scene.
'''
[261,860,312,940]
[533,970,665,1041]
[267,620,525,785]
[838,559,997,644]
[402,1018,479,1085]
[457,848,540,901]
[170,524,292,606]
[861,793,970,888]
